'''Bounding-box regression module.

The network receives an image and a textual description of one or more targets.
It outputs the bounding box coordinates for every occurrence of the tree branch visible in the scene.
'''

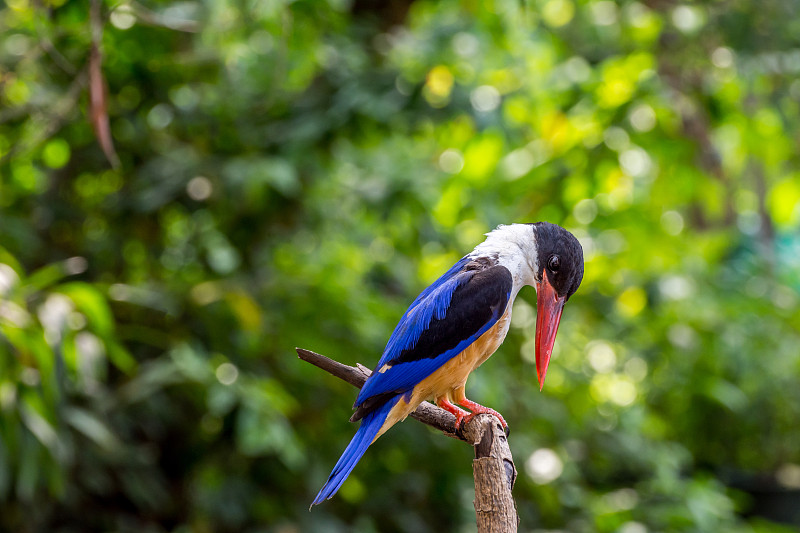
[297,347,518,532]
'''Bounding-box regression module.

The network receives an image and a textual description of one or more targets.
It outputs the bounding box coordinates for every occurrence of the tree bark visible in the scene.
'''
[297,348,518,532]
[471,414,518,532]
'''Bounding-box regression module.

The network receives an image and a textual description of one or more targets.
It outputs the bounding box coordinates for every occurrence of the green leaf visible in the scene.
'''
[55,282,114,338]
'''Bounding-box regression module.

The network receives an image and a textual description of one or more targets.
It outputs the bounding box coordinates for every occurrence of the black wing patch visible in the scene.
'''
[390,265,513,365]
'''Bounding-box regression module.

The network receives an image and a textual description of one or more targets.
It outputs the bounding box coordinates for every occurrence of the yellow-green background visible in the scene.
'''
[1,0,799,531]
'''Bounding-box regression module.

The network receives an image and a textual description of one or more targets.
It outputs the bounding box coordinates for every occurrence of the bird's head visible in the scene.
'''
[530,222,584,390]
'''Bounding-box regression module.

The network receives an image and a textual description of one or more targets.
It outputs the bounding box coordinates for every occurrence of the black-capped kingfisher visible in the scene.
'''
[312,222,584,506]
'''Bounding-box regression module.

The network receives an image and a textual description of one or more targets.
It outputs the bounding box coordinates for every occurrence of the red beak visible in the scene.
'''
[535,270,566,390]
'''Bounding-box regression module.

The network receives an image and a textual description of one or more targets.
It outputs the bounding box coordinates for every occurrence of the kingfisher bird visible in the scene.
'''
[311,222,584,506]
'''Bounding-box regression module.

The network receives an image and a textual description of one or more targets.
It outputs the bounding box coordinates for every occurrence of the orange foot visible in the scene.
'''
[458,398,508,430]
[436,397,471,428]
[437,396,508,431]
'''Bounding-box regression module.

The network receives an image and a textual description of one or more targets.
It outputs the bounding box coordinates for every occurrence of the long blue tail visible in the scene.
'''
[311,395,400,507]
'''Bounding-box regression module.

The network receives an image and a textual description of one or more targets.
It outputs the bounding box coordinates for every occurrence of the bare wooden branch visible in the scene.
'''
[472,415,519,532]
[297,347,518,532]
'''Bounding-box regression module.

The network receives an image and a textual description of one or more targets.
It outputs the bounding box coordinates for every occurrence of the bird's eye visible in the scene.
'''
[548,255,560,272]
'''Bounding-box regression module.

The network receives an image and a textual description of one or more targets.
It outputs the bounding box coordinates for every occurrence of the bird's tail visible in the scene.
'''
[310,395,400,507]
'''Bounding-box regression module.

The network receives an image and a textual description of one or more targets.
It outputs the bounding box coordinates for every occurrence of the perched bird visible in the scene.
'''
[311,222,584,506]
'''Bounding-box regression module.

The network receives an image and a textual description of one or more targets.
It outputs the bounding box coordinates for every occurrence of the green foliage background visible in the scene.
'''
[2,0,800,531]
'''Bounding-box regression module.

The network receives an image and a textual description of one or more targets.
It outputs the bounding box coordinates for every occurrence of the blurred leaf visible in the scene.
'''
[63,407,120,452]
[55,282,113,338]
[89,1,119,169]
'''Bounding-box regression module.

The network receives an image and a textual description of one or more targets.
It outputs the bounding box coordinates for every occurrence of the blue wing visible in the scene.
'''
[353,259,513,419]
[378,255,473,369]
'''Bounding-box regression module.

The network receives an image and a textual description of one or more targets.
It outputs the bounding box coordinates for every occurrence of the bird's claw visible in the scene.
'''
[436,397,510,435]
[460,409,508,431]
[457,399,508,430]
[453,409,510,442]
